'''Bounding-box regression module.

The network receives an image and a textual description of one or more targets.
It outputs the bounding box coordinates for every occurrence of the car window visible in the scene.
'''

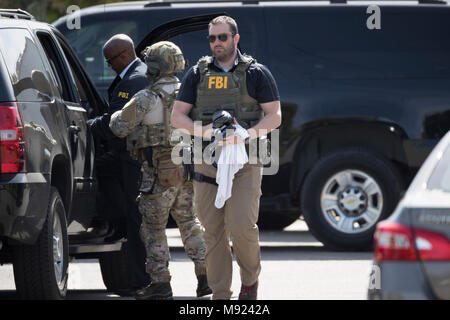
[37,32,79,103]
[63,19,138,85]
[267,7,450,79]
[69,63,88,103]
[59,8,265,82]
[64,52,88,105]
[427,146,450,193]
[165,30,210,80]
[0,28,52,102]
[166,11,264,80]
[61,44,95,115]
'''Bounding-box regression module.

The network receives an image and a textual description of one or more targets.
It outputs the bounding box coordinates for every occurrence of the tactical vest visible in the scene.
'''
[126,78,180,162]
[190,54,263,129]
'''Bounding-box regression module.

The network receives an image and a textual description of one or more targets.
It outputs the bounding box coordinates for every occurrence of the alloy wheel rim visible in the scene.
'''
[52,211,65,289]
[320,169,383,234]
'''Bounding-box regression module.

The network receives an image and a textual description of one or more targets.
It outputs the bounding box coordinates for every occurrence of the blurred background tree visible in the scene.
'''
[0,0,148,23]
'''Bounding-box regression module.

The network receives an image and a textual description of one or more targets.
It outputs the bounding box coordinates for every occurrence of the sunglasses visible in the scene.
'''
[105,49,126,64]
[207,33,235,43]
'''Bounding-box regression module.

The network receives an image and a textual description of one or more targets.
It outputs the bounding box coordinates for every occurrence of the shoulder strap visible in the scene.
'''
[150,81,179,146]
[235,53,255,73]
[150,81,178,107]
[231,54,254,85]
[197,56,213,76]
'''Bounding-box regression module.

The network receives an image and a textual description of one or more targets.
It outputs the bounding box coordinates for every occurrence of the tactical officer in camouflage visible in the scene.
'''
[109,41,211,300]
[171,16,281,300]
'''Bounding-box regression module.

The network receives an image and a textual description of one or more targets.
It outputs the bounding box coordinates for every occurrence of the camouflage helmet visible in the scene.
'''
[142,41,185,77]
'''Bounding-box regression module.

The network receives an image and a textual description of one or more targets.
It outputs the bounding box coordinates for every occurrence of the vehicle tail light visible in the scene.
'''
[414,228,450,261]
[374,221,417,261]
[375,220,450,262]
[0,102,26,173]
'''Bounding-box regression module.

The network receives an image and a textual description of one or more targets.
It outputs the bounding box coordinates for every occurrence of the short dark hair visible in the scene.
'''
[209,16,238,35]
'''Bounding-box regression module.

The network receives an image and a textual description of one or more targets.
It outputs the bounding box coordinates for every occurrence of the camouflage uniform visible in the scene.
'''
[138,160,206,281]
[109,42,208,295]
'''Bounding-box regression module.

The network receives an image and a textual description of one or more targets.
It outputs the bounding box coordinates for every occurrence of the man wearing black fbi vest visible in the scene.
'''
[171,15,281,300]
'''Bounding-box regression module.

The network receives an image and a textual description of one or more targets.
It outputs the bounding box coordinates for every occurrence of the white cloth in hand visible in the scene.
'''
[215,125,250,209]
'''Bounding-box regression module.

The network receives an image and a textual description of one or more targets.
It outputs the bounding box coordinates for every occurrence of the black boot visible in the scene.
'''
[135,282,173,300]
[196,274,212,297]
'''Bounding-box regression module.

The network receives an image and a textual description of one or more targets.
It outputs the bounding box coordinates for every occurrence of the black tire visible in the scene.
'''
[257,211,299,230]
[301,148,403,251]
[99,244,133,293]
[12,187,69,299]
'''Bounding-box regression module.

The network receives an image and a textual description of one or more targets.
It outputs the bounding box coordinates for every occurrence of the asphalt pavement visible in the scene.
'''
[0,219,373,300]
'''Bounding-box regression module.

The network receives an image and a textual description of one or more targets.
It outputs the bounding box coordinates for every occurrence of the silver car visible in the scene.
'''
[368,131,450,300]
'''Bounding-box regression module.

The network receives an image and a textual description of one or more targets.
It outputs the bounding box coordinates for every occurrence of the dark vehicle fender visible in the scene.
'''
[50,154,73,222]
[289,119,409,206]
[0,173,50,245]
[0,153,73,245]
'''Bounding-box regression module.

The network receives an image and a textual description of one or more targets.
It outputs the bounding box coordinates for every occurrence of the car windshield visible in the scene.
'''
[427,145,450,193]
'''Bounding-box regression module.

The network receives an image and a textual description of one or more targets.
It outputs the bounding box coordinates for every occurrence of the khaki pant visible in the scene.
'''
[193,162,263,300]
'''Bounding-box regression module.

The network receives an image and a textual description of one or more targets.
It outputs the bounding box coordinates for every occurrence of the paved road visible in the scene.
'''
[0,220,373,300]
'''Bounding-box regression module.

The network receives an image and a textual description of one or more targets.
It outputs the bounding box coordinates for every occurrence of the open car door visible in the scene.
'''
[135,13,244,80]
[136,13,227,54]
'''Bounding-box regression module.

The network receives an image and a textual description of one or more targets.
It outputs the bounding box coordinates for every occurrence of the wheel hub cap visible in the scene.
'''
[320,169,383,234]
[338,187,367,216]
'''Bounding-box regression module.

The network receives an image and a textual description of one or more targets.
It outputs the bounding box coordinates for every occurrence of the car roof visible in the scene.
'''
[0,10,54,32]
[56,0,450,14]
[52,0,450,26]
[77,0,450,8]
[1,20,54,34]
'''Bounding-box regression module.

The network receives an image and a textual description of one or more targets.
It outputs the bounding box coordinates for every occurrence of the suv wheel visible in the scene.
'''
[13,187,69,299]
[301,149,403,251]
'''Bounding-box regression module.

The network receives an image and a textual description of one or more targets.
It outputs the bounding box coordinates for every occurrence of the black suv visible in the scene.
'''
[54,1,450,250]
[0,9,134,299]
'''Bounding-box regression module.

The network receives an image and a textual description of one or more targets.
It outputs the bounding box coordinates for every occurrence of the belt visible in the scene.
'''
[193,172,218,186]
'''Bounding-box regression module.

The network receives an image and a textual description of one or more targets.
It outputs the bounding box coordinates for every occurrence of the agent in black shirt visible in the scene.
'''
[171,16,281,300]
